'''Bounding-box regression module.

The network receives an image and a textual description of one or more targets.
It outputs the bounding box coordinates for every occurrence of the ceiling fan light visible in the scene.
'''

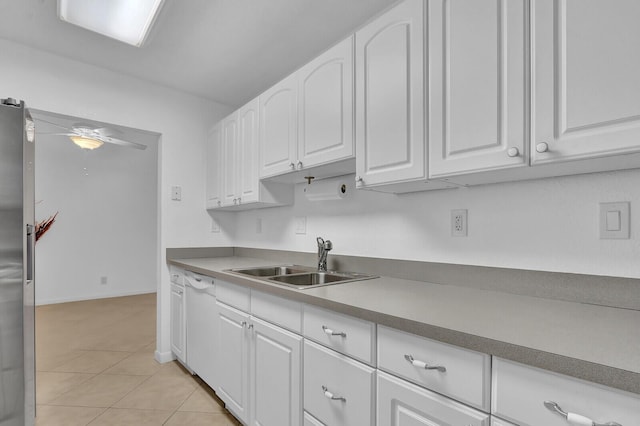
[70,136,104,150]
[57,0,165,47]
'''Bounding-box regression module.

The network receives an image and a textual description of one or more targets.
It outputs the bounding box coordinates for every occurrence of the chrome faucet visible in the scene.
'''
[316,237,333,272]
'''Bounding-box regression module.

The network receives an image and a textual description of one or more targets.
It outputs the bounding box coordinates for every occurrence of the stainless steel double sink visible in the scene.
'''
[226,265,376,290]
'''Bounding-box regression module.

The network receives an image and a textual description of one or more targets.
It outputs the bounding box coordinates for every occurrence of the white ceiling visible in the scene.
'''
[0,0,396,107]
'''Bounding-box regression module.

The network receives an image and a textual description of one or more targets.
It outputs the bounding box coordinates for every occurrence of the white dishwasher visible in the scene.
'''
[184,271,217,390]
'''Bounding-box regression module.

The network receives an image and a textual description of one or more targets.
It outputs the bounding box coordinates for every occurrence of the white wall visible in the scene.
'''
[34,126,159,305]
[0,38,233,361]
[233,169,640,279]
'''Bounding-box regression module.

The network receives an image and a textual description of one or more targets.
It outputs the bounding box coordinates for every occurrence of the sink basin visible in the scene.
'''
[226,265,376,289]
[230,265,311,277]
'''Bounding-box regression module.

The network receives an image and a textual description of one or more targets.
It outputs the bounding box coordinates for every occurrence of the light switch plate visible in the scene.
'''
[599,202,630,239]
[294,216,307,235]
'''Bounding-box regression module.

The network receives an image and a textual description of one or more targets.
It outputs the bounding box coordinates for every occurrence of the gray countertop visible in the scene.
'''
[168,256,640,395]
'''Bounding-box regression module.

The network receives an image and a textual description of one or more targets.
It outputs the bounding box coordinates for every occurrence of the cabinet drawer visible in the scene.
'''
[216,279,250,312]
[378,371,490,426]
[303,340,375,426]
[492,358,640,426]
[378,325,491,411]
[169,266,183,285]
[491,417,517,426]
[251,290,302,333]
[303,304,375,365]
[303,411,325,426]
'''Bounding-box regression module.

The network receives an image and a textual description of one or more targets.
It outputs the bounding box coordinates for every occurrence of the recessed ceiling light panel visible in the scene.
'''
[58,0,165,47]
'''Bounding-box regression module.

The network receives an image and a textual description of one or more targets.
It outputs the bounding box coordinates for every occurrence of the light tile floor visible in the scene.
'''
[35,293,240,425]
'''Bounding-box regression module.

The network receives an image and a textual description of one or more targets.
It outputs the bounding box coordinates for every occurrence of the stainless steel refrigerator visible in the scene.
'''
[0,97,35,426]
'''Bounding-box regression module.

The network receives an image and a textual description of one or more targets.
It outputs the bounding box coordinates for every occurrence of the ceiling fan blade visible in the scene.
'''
[34,117,73,131]
[94,126,124,136]
[102,136,147,150]
[35,132,75,136]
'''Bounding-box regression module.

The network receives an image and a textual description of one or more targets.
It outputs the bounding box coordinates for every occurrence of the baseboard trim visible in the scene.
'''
[36,289,157,306]
[155,350,175,364]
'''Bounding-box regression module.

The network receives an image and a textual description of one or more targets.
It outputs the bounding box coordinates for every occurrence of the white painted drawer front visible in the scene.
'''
[251,290,302,333]
[303,340,375,426]
[303,411,326,426]
[378,371,490,426]
[378,325,491,411]
[490,417,517,426]
[492,358,640,426]
[169,266,183,285]
[303,304,375,365]
[216,279,250,312]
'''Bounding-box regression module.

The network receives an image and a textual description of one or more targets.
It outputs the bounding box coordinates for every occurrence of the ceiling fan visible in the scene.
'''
[35,118,147,150]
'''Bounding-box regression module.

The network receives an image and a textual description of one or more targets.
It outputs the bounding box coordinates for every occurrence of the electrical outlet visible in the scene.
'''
[211,218,220,233]
[100,276,108,285]
[451,209,468,237]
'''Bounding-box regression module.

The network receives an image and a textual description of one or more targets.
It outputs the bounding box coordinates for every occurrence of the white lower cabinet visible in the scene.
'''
[303,411,326,426]
[169,282,186,364]
[216,301,251,424]
[491,358,640,426]
[490,417,517,426]
[304,339,375,426]
[216,295,303,426]
[250,316,303,426]
[378,370,490,426]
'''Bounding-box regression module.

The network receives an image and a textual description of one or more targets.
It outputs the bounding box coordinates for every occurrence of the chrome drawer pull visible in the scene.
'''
[544,401,622,426]
[322,325,346,337]
[322,385,346,402]
[404,354,446,372]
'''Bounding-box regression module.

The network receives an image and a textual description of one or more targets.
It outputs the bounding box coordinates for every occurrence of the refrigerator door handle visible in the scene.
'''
[26,224,35,283]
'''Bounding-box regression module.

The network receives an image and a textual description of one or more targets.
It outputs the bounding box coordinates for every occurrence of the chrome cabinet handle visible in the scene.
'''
[322,386,346,402]
[355,176,363,183]
[237,197,241,203]
[217,200,221,206]
[322,325,346,337]
[404,354,446,372]
[507,147,519,157]
[536,142,549,153]
[544,401,622,426]
[194,277,202,282]
[289,162,295,170]
[297,161,303,170]
[241,321,247,328]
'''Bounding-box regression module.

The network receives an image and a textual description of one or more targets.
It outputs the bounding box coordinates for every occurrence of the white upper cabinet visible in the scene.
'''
[222,112,239,206]
[298,36,354,169]
[237,99,260,204]
[355,0,454,193]
[259,73,298,178]
[205,123,222,209]
[533,0,640,165]
[428,0,529,181]
[259,36,356,182]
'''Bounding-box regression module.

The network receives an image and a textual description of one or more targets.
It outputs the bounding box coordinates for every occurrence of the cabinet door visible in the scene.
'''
[237,98,260,204]
[216,301,250,424]
[298,36,354,169]
[259,73,297,178]
[221,113,238,206]
[533,0,640,165]
[428,0,528,179]
[170,285,185,363]
[378,371,490,426]
[355,0,426,187]
[303,340,375,426]
[205,123,222,209]
[250,317,303,426]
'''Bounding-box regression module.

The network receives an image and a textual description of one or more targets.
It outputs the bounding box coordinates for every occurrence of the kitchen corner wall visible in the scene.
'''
[0,39,233,358]
[232,170,640,279]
